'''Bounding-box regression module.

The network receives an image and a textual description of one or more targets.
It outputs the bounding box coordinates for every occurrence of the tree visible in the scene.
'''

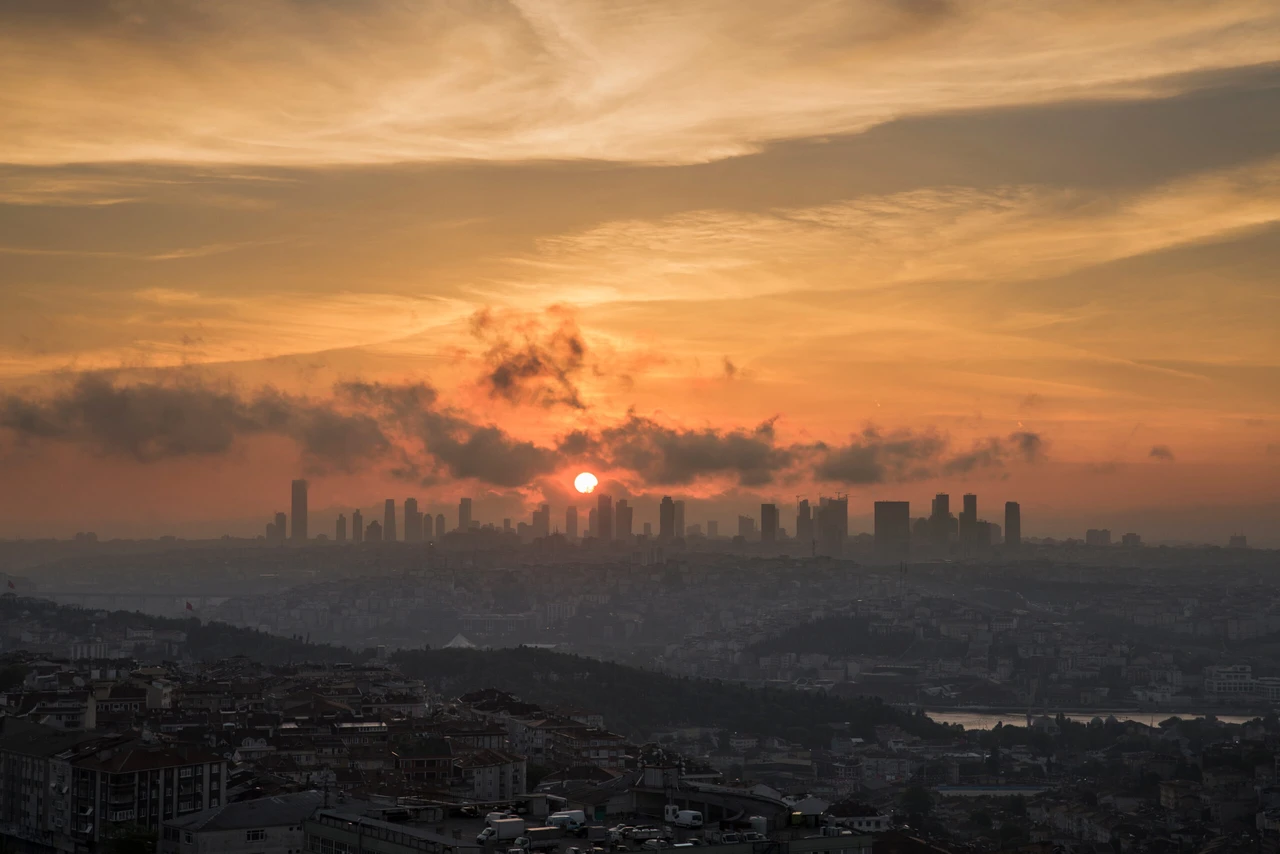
[970,810,993,830]
[900,785,933,820]
[105,825,156,854]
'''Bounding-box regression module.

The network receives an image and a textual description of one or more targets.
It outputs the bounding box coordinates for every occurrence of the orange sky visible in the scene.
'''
[1,0,1278,544]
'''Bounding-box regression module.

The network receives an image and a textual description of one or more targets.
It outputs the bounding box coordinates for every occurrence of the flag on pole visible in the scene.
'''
[185,601,193,611]
[6,581,13,590]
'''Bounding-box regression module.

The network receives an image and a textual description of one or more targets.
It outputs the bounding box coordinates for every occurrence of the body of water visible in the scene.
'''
[926,710,1255,730]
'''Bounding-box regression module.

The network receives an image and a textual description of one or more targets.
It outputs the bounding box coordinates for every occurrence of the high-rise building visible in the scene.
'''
[642,521,652,537]
[566,506,578,539]
[707,520,719,538]
[1004,501,1021,549]
[817,495,847,557]
[795,499,813,548]
[384,498,397,543]
[274,511,287,543]
[352,509,363,543]
[434,513,445,539]
[404,498,421,542]
[659,496,676,539]
[265,521,277,540]
[959,493,978,548]
[760,503,779,543]
[929,493,951,547]
[336,513,347,543]
[532,503,550,539]
[596,494,613,541]
[587,507,597,538]
[738,515,756,538]
[458,498,472,533]
[615,500,633,540]
[290,479,308,542]
[673,500,686,538]
[874,501,911,561]
[1229,534,1248,549]
[1122,532,1141,547]
[1085,528,1112,547]
[365,520,383,543]
[504,518,513,534]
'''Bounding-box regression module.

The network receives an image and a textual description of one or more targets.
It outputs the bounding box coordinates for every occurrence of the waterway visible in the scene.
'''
[925,710,1255,730]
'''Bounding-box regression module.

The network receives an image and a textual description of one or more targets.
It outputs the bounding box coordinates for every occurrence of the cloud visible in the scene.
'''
[3,1,1279,166]
[470,306,587,409]
[1149,444,1176,461]
[812,427,946,484]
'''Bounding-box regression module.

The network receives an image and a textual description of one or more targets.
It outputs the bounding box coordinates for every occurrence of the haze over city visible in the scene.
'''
[2,0,1279,546]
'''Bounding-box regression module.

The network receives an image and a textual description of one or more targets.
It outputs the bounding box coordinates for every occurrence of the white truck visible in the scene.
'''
[479,818,527,844]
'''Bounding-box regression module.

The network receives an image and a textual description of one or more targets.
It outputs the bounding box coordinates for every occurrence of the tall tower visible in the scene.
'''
[596,494,613,541]
[930,493,951,547]
[458,497,472,532]
[290,480,308,543]
[274,512,287,543]
[673,500,686,538]
[383,498,397,543]
[795,499,813,548]
[1005,501,1021,549]
[352,509,363,543]
[760,503,779,543]
[659,497,675,539]
[336,514,347,543]
[615,500,633,540]
[817,495,847,557]
[434,513,445,540]
[566,506,578,539]
[404,497,420,542]
[874,501,911,561]
[959,493,978,549]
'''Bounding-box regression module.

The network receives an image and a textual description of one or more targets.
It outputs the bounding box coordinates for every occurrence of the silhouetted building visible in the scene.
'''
[1229,533,1248,549]
[760,503,779,543]
[1122,532,1142,547]
[273,511,287,543]
[642,521,652,537]
[615,500,633,540]
[532,503,550,539]
[566,506,578,539]
[674,500,686,538]
[1085,528,1112,546]
[352,509,363,544]
[291,479,308,542]
[596,494,614,541]
[265,521,277,540]
[1005,501,1021,549]
[504,518,513,534]
[795,499,813,549]
[434,513,445,539]
[707,520,719,538]
[817,495,847,557]
[959,493,978,548]
[874,501,911,561]
[738,515,756,539]
[930,493,951,547]
[336,514,347,543]
[404,498,421,542]
[458,498,472,533]
[659,496,676,539]
[365,519,383,543]
[587,507,597,538]
[383,498,397,543]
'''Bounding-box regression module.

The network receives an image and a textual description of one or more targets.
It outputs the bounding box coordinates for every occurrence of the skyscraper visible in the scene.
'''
[384,498,397,543]
[642,521,652,537]
[817,495,847,557]
[336,513,347,543]
[274,511,287,543]
[532,503,550,539]
[959,494,979,550]
[874,501,911,561]
[795,499,813,548]
[615,500,633,540]
[673,500,686,538]
[458,497,472,532]
[929,493,951,547]
[1005,501,1021,549]
[738,515,756,539]
[290,479,308,542]
[265,521,277,540]
[365,520,383,543]
[760,503,779,543]
[404,498,421,542]
[566,506,578,539]
[659,496,675,539]
[434,513,445,539]
[352,509,363,544]
[587,507,597,538]
[596,494,613,541]
[707,520,719,538]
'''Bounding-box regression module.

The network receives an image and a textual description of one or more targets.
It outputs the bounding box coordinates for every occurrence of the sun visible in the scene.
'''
[574,472,598,494]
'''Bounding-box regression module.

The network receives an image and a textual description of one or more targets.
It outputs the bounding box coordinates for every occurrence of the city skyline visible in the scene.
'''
[1,3,1278,545]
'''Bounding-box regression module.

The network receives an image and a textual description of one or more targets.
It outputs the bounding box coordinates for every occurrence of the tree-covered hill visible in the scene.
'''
[393,646,945,746]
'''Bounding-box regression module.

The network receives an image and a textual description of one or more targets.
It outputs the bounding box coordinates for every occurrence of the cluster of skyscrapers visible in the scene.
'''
[267,480,1022,559]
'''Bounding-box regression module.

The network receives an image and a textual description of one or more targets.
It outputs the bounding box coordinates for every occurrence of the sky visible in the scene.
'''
[1,0,1279,544]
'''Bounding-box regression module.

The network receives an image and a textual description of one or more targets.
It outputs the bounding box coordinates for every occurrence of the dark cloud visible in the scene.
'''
[722,357,738,380]
[1149,444,1176,461]
[470,306,587,409]
[813,427,946,484]
[565,413,792,487]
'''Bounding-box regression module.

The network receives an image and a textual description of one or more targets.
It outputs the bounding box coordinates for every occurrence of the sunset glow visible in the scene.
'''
[574,473,599,495]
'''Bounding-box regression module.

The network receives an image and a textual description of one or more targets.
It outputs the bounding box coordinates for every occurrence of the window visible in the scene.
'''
[247,829,267,842]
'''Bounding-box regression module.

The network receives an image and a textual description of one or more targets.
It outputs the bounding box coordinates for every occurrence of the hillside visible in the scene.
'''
[392,646,946,746]
[750,615,965,660]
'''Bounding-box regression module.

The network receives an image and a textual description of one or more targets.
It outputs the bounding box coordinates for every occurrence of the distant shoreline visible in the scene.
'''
[918,705,1268,721]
